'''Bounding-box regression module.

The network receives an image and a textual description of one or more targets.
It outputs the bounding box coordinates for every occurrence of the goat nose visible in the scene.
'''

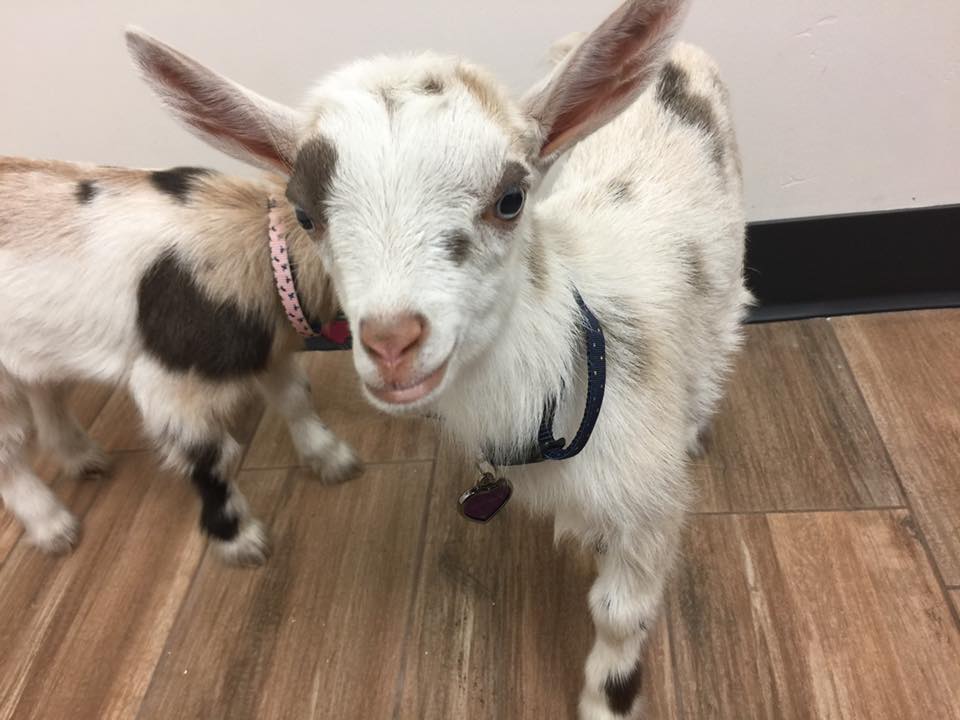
[360,313,426,365]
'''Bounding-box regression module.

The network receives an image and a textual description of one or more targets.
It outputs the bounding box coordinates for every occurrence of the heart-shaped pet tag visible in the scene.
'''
[458,473,512,522]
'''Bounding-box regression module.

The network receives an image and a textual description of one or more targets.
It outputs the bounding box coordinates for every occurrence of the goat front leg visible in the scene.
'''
[579,515,682,720]
[27,383,111,479]
[256,354,361,484]
[0,376,78,552]
[130,362,269,565]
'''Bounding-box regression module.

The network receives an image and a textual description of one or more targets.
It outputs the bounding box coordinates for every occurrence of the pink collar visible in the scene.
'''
[268,199,350,345]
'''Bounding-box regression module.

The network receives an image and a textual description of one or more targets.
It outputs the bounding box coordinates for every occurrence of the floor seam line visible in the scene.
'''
[832,320,960,631]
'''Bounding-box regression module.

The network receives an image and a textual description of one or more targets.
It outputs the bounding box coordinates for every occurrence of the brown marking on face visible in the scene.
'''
[455,63,512,130]
[656,62,725,170]
[285,136,339,232]
[440,229,472,265]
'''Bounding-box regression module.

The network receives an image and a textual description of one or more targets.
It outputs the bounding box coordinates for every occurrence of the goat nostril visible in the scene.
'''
[359,314,427,364]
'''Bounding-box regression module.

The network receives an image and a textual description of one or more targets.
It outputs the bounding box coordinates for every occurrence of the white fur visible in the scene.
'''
[295,15,745,720]
[114,4,746,715]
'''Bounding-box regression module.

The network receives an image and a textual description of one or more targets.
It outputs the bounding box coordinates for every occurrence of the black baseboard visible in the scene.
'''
[745,204,960,323]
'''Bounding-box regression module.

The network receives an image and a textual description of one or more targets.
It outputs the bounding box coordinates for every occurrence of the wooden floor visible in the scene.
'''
[2,310,959,720]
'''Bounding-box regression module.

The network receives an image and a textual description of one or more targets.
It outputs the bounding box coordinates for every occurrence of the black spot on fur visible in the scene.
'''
[421,77,445,94]
[137,250,273,379]
[440,230,471,264]
[657,62,725,169]
[187,443,238,540]
[286,137,338,231]
[604,659,643,716]
[608,180,632,203]
[75,180,98,204]
[149,167,213,203]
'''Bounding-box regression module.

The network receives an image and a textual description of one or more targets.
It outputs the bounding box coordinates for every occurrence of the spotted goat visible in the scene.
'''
[0,156,361,562]
[122,0,746,716]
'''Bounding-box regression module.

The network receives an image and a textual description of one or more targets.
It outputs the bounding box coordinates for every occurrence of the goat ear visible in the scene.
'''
[126,27,303,174]
[521,0,689,165]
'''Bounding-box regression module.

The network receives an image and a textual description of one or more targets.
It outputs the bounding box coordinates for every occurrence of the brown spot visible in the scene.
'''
[608,179,632,203]
[603,658,643,715]
[137,250,273,378]
[657,62,725,170]
[378,87,400,116]
[525,230,548,293]
[419,76,445,95]
[685,243,711,295]
[75,180,98,204]
[440,229,471,264]
[602,314,650,385]
[455,64,509,127]
[285,136,338,231]
[150,167,214,204]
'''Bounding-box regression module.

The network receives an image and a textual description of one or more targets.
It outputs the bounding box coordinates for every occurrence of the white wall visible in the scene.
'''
[1,1,957,221]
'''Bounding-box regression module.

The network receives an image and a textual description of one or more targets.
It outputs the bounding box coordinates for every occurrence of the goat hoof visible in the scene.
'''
[306,442,363,485]
[27,507,80,554]
[216,520,271,566]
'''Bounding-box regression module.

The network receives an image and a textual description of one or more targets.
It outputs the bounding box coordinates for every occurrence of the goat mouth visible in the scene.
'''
[367,359,449,405]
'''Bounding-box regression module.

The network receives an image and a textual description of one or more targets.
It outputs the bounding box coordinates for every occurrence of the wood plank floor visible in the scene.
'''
[1,310,959,719]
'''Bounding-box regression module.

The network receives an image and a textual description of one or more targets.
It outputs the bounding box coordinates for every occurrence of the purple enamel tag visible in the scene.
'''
[458,474,512,522]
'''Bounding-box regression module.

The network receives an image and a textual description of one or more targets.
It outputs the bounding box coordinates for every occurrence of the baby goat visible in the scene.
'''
[0,157,360,563]
[127,0,749,716]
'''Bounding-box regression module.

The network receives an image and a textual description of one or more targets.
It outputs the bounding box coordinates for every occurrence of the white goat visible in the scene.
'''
[122,0,747,715]
[0,160,360,563]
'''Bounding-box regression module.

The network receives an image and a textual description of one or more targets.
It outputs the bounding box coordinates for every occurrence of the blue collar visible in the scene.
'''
[460,289,606,522]
[532,289,606,462]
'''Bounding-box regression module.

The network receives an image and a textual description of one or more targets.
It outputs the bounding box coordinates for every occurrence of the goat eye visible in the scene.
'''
[495,186,525,221]
[295,208,315,231]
